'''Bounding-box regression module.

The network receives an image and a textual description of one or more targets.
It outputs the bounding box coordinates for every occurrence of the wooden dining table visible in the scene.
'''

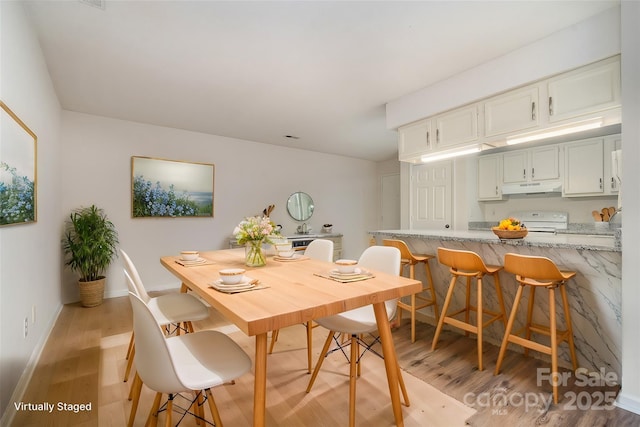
[160,248,422,427]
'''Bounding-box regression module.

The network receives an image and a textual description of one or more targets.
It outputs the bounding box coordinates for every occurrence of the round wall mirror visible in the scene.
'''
[287,192,314,221]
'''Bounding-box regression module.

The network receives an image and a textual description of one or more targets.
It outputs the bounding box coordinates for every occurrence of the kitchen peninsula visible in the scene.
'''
[370,229,622,378]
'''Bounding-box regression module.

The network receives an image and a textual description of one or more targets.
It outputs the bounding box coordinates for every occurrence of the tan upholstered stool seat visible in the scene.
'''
[432,247,507,371]
[495,253,578,404]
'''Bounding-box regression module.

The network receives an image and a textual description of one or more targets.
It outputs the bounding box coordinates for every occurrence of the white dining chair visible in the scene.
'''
[120,249,210,383]
[127,290,251,426]
[268,239,334,373]
[305,245,409,427]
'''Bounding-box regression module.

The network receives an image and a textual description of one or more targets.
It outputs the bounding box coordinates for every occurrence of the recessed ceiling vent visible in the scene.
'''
[79,0,106,10]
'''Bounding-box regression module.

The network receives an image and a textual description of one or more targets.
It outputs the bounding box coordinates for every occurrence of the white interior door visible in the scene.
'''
[410,161,452,230]
[380,173,401,229]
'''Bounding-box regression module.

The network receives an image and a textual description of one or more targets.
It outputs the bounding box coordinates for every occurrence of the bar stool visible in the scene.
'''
[432,247,507,371]
[383,239,439,343]
[495,253,578,404]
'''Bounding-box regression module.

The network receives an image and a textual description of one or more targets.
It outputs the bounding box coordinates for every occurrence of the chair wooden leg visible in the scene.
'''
[128,373,142,427]
[205,388,224,427]
[306,321,313,374]
[165,394,173,427]
[186,320,195,333]
[306,331,335,393]
[146,392,162,427]
[476,276,484,371]
[495,285,525,375]
[124,343,135,382]
[268,329,279,354]
[125,332,135,359]
[397,363,410,407]
[432,275,457,351]
[349,335,357,427]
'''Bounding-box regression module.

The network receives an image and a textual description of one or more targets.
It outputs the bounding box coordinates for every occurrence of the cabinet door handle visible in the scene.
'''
[611,177,616,190]
[495,185,498,195]
[436,129,440,145]
[549,96,554,116]
[523,169,526,179]
[532,168,535,179]
[426,131,430,149]
[600,178,603,189]
[531,101,536,121]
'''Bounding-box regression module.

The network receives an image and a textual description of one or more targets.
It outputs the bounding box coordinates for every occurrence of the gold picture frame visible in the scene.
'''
[1,101,37,226]
[131,156,215,218]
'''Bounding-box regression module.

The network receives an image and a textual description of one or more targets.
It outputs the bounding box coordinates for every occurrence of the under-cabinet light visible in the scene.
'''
[420,145,481,163]
[506,119,603,146]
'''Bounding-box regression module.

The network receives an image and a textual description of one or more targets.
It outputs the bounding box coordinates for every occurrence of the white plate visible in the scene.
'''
[275,254,302,260]
[180,257,207,264]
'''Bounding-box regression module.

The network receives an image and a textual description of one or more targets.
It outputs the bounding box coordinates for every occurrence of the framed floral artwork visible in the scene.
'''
[131,156,214,218]
[1,101,37,226]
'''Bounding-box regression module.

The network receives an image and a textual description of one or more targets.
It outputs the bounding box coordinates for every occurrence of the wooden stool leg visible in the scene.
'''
[524,286,537,357]
[549,287,559,404]
[476,276,484,371]
[493,272,508,325]
[560,285,579,370]
[495,284,525,375]
[432,275,457,350]
[425,261,439,322]
[410,294,417,343]
[464,277,471,336]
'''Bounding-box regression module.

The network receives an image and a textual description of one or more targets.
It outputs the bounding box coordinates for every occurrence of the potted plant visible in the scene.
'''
[62,205,119,307]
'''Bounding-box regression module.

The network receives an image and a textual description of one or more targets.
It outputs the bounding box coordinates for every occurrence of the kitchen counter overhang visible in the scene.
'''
[370,229,620,252]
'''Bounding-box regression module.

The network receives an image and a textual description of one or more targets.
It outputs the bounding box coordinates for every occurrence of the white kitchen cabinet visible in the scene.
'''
[398,119,431,161]
[484,85,539,138]
[503,145,559,184]
[477,154,503,201]
[547,56,620,124]
[433,104,479,149]
[563,138,604,196]
[604,135,622,195]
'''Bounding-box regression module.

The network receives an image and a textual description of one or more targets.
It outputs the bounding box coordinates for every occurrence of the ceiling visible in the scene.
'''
[23,1,618,161]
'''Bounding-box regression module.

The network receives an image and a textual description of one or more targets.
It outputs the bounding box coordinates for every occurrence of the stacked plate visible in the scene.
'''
[211,277,256,293]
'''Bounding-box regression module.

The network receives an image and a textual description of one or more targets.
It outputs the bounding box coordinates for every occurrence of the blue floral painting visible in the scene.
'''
[131,156,214,218]
[1,102,37,226]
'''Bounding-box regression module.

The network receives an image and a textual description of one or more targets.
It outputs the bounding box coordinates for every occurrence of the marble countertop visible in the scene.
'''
[371,229,619,251]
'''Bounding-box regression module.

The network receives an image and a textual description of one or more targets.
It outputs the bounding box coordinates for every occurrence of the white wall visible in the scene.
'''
[0,2,62,420]
[386,5,621,129]
[59,112,378,301]
[617,0,640,414]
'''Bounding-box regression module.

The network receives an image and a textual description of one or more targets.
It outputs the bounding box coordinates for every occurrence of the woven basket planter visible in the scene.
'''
[78,277,106,307]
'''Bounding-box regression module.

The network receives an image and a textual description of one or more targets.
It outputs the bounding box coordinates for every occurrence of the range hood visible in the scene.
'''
[502,181,562,195]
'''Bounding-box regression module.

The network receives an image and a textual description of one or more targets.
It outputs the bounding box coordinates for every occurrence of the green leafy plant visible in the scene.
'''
[62,205,119,282]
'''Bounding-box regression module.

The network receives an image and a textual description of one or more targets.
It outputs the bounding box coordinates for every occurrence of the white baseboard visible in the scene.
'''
[0,303,63,426]
[615,391,640,415]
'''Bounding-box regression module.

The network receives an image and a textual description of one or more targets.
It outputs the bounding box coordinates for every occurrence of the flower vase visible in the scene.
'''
[245,240,266,267]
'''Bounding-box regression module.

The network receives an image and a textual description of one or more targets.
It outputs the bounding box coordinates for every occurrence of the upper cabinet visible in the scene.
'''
[398,56,620,163]
[434,104,479,148]
[398,104,479,161]
[398,119,430,161]
[547,57,621,124]
[484,86,539,138]
[503,145,560,184]
[563,138,604,197]
[477,154,503,201]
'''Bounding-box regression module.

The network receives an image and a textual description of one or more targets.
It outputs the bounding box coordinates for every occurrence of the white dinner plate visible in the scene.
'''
[211,280,256,292]
[330,268,365,278]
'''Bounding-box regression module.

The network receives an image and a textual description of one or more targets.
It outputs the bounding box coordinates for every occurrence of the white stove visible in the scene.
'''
[510,211,568,233]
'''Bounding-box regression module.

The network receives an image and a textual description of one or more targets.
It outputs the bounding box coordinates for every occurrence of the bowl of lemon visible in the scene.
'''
[492,218,528,239]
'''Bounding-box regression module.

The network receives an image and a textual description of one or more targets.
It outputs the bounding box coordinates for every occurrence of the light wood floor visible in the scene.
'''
[10,293,640,426]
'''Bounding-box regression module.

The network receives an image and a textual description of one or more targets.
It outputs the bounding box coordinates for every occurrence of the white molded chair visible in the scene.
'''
[305,245,409,427]
[120,249,210,383]
[127,290,251,426]
[268,239,334,373]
